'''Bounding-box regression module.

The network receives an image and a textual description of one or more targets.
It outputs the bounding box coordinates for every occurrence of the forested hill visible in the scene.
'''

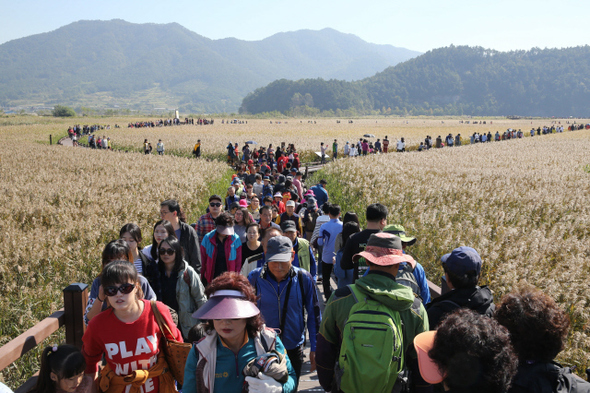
[0,19,420,113]
[239,45,590,117]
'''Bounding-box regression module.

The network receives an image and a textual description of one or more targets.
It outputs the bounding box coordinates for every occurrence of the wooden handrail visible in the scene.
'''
[427,279,442,299]
[0,310,65,371]
[0,283,88,392]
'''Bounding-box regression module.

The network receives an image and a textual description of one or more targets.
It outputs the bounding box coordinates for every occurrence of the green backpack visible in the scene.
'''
[336,284,405,393]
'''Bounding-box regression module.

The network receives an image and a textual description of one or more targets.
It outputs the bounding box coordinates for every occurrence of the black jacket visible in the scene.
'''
[509,361,590,393]
[426,285,495,329]
[179,221,202,275]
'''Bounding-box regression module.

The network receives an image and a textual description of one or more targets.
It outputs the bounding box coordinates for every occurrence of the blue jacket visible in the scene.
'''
[248,265,321,351]
[310,184,328,208]
[411,261,431,304]
[317,218,342,264]
[225,195,240,210]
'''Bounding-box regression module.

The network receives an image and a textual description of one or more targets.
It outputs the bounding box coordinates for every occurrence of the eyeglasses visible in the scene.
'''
[104,283,135,297]
[210,202,222,207]
[159,248,175,256]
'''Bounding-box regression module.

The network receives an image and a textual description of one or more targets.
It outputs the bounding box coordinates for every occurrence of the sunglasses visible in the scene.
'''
[159,248,175,256]
[104,283,135,297]
[210,202,222,207]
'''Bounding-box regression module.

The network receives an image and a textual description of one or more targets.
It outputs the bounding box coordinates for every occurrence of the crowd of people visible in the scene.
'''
[67,119,590,161]
[226,141,302,170]
[67,125,118,148]
[34,125,590,393]
[23,149,590,393]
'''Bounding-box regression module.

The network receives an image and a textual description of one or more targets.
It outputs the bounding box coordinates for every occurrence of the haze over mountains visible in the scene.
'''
[0,19,420,113]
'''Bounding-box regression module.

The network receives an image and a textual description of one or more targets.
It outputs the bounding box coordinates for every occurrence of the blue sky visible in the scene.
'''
[1,0,587,52]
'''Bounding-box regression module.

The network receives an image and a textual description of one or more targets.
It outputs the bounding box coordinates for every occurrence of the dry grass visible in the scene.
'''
[314,129,590,371]
[0,118,230,387]
[76,117,587,160]
[1,115,589,386]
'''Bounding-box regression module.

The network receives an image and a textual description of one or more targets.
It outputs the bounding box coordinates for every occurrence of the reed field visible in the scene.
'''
[0,118,231,387]
[76,116,579,160]
[1,115,589,386]
[312,128,590,371]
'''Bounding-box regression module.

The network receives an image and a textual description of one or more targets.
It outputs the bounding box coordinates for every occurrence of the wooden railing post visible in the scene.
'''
[63,283,88,349]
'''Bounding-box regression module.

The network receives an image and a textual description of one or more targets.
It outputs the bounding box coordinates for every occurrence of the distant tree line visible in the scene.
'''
[240,45,590,117]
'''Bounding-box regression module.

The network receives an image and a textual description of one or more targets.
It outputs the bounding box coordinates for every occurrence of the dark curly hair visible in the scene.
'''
[429,308,517,393]
[495,285,570,362]
[215,211,234,227]
[201,272,264,337]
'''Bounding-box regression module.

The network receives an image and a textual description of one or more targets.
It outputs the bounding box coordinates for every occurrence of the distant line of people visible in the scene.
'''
[127,118,214,128]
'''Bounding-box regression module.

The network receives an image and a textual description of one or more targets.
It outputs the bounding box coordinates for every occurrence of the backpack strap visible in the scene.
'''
[279,271,296,337]
[348,284,362,303]
[411,296,423,313]
[298,269,305,312]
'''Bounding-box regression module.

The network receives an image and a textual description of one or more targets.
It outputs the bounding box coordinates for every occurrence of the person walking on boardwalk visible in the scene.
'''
[316,233,429,393]
[248,236,321,389]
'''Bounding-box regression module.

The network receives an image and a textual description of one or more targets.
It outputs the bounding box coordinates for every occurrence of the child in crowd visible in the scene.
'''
[29,345,90,393]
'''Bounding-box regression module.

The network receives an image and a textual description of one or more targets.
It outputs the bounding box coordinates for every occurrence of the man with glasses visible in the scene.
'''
[248,195,261,221]
[197,195,223,244]
[159,199,201,274]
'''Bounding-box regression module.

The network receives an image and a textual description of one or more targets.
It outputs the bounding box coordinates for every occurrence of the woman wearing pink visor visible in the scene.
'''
[183,272,296,393]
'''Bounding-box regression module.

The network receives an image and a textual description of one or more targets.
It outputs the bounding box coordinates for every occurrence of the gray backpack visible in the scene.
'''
[395,263,421,299]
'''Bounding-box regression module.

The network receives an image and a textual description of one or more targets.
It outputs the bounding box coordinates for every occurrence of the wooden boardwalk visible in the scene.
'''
[296,277,335,392]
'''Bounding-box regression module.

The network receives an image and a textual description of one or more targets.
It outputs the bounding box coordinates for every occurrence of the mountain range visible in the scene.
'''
[241,45,590,117]
[0,19,420,113]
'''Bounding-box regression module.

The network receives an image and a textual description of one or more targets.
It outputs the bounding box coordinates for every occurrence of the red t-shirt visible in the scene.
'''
[277,156,288,172]
[82,300,182,392]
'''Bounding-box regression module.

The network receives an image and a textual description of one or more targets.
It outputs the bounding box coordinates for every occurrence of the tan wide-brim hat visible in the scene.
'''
[352,233,416,268]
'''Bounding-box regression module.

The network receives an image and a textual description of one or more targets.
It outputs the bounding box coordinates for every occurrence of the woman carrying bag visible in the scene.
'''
[82,260,183,392]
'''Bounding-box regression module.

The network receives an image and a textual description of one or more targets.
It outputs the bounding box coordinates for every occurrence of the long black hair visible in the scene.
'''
[119,223,143,249]
[29,345,85,393]
[158,236,185,274]
[150,219,176,262]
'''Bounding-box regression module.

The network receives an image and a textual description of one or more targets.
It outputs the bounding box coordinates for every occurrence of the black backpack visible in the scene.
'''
[510,361,590,393]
